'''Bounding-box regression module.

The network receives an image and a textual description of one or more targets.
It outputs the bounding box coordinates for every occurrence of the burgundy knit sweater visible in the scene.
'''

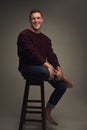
[17,29,60,78]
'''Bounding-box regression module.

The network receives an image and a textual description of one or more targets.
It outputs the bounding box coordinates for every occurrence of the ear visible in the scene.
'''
[41,17,44,23]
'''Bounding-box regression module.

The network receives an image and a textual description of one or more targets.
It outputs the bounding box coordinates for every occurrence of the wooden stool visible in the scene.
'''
[19,80,46,130]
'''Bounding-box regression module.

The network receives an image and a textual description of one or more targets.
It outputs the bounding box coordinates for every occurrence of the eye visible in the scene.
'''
[32,18,35,20]
[37,17,41,20]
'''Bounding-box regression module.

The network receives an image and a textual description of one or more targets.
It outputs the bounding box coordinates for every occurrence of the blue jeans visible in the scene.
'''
[27,66,67,108]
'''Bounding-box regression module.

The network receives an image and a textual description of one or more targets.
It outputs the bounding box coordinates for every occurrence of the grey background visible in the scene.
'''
[0,0,87,130]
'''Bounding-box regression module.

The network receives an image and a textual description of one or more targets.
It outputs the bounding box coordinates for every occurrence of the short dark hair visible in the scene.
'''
[29,9,43,20]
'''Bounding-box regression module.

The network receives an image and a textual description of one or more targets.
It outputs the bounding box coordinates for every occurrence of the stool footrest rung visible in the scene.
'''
[27,106,42,109]
[25,119,42,122]
[26,110,42,113]
[27,100,41,102]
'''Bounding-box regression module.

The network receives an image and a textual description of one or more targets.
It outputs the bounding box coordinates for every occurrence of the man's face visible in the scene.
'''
[30,12,44,32]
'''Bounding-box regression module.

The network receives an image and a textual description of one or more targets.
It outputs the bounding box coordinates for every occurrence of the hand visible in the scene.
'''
[48,67,56,80]
[43,62,55,80]
[56,66,73,88]
[63,76,73,88]
[56,66,63,80]
[43,62,54,70]
[57,70,63,80]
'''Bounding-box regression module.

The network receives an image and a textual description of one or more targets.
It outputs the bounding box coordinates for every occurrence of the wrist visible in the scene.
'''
[43,62,54,70]
[57,66,61,71]
[43,62,50,68]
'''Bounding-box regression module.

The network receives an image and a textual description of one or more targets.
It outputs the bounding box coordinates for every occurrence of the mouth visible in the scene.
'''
[34,22,40,27]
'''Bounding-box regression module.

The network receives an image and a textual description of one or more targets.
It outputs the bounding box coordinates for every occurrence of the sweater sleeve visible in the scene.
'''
[17,33,45,65]
[47,40,60,69]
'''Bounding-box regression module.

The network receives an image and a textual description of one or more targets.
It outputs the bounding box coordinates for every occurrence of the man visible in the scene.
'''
[17,9,72,125]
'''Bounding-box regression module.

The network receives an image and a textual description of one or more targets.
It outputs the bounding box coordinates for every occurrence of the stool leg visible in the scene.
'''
[41,82,46,130]
[19,80,30,130]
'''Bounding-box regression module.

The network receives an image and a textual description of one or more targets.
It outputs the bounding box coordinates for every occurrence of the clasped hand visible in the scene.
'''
[43,62,63,81]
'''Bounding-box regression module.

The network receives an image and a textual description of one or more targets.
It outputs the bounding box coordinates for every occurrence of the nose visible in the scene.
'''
[34,18,38,22]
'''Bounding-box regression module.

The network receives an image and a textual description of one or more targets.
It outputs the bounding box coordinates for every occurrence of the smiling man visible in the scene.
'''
[17,9,72,125]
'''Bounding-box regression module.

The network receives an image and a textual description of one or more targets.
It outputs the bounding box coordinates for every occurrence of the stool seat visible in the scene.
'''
[19,79,46,130]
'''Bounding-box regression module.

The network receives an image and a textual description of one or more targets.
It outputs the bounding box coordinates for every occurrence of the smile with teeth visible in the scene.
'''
[34,22,40,27]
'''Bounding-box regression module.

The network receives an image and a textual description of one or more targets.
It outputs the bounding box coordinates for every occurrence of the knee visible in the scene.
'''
[41,67,50,79]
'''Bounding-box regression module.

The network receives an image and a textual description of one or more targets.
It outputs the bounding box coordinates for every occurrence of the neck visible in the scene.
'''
[29,27,41,34]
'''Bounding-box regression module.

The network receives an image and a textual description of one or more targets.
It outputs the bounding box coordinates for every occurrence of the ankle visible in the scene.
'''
[46,107,52,113]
